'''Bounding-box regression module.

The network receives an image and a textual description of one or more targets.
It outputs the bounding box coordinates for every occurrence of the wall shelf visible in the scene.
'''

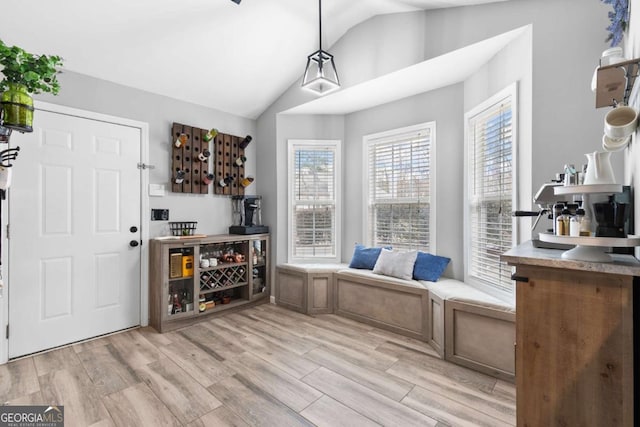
[596,57,640,108]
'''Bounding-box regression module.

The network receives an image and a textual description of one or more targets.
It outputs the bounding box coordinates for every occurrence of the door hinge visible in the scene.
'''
[6,324,8,339]
[137,163,155,170]
[5,224,8,240]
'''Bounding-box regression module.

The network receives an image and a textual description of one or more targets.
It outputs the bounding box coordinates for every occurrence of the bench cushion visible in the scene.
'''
[423,278,515,313]
[277,263,348,273]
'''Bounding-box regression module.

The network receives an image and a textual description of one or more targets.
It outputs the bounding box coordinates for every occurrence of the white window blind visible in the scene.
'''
[289,142,339,260]
[365,124,434,251]
[467,91,514,293]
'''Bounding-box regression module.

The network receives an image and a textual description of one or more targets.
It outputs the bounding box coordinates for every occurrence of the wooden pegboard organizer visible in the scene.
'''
[213,132,246,196]
[171,123,247,196]
[171,123,209,194]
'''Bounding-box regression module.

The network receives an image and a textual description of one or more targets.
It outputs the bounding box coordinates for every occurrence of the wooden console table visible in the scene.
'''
[502,242,638,426]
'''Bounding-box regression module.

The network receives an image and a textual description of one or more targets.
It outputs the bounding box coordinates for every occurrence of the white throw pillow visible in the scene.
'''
[373,248,418,281]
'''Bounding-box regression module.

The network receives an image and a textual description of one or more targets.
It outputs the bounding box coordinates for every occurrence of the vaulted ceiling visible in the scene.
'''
[1,0,508,119]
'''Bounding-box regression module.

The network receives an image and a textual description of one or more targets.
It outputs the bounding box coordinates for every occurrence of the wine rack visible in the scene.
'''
[199,263,247,293]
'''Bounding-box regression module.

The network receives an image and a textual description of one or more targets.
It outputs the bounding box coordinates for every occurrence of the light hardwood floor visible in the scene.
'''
[0,303,516,426]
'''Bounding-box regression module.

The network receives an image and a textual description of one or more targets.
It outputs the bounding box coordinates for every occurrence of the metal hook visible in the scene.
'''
[0,146,20,167]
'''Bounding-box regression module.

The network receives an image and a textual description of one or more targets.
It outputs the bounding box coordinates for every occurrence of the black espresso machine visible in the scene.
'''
[229,195,269,235]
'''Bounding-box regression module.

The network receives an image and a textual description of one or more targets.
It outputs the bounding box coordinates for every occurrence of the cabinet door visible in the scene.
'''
[515,265,634,427]
[164,246,197,321]
[250,237,269,298]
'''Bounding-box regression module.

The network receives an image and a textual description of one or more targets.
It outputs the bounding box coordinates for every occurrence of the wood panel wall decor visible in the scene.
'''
[213,132,246,196]
[171,122,246,196]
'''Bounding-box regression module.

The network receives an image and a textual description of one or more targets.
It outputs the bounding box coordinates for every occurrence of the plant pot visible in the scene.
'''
[1,83,34,133]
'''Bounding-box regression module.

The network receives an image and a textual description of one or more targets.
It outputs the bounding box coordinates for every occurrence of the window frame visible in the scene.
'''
[287,139,342,263]
[362,122,437,252]
[463,83,518,301]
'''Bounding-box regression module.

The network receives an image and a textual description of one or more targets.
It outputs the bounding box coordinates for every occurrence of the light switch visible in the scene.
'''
[149,184,166,197]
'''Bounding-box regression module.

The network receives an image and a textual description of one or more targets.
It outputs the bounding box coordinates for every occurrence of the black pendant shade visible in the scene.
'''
[301,0,340,95]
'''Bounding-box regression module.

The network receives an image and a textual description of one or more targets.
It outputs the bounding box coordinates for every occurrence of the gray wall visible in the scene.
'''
[257,0,620,276]
[274,114,345,264]
[464,27,533,245]
[35,71,257,238]
[343,84,464,279]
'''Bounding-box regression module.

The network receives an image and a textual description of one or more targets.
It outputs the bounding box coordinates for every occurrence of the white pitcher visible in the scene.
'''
[583,151,616,185]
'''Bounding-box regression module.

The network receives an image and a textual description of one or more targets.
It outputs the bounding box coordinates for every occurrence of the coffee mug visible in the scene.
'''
[604,105,638,140]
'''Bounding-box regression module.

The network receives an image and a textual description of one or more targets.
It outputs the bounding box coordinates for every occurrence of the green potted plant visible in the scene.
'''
[0,39,63,132]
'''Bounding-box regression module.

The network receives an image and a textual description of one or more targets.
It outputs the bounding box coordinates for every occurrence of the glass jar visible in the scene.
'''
[556,208,571,236]
[570,209,584,237]
[553,202,566,235]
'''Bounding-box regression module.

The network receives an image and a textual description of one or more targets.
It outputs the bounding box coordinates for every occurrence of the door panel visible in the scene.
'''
[9,109,142,358]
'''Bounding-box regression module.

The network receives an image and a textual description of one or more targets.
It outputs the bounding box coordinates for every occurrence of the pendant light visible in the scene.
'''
[301,0,340,95]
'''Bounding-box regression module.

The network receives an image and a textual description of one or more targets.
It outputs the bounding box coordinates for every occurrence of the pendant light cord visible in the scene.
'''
[318,0,322,52]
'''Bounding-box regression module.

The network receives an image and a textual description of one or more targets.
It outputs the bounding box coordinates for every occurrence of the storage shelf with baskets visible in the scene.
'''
[149,233,270,332]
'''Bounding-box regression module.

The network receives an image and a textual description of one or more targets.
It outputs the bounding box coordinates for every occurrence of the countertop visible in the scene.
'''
[502,240,640,276]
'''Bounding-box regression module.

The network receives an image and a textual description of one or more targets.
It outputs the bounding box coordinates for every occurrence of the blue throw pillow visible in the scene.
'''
[413,252,450,281]
[349,244,389,270]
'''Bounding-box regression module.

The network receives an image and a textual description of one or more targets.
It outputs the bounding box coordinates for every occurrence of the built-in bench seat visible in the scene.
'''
[276,263,515,381]
[425,280,515,381]
[275,263,348,314]
[334,268,429,341]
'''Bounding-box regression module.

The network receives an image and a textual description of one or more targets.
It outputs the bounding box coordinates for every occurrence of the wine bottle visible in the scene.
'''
[239,135,252,149]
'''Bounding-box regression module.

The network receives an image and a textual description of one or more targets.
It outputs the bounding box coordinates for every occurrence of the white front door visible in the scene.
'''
[8,108,142,358]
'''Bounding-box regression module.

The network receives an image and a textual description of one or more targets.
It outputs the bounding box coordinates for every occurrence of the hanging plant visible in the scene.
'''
[0,39,63,95]
[602,0,629,47]
[0,39,63,132]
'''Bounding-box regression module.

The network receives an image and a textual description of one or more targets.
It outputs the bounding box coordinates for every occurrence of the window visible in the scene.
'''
[465,84,517,296]
[363,123,435,251]
[288,140,341,262]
